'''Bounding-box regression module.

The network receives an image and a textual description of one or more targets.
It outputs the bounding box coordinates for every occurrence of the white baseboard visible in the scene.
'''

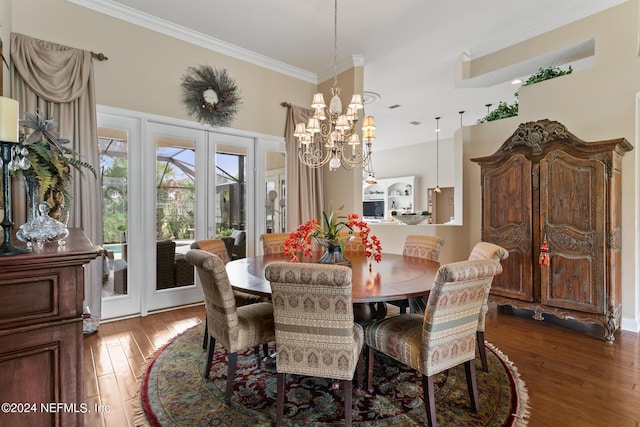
[621,315,640,333]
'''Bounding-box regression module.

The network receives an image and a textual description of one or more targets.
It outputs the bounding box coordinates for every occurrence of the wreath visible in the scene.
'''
[181,65,242,128]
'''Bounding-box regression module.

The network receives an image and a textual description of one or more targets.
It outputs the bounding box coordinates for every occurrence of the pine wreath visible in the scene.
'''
[181,65,241,128]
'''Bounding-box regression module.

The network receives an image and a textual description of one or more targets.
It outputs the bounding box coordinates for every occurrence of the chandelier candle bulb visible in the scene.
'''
[0,97,19,143]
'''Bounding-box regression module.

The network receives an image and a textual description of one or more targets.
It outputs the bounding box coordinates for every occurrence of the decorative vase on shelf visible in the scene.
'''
[23,171,40,222]
[314,236,353,267]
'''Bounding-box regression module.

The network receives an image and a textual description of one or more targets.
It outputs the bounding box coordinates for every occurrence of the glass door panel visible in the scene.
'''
[147,123,204,312]
[215,144,248,259]
[265,151,286,234]
[98,112,141,320]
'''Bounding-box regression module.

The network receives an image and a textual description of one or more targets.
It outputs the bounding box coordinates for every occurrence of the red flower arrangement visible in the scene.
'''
[284,206,383,264]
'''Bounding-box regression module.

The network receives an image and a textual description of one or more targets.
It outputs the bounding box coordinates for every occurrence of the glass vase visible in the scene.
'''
[314,236,353,267]
[23,172,40,222]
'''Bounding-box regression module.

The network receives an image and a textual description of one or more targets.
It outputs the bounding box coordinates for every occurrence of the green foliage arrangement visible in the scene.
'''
[476,101,520,124]
[20,112,96,220]
[477,65,573,124]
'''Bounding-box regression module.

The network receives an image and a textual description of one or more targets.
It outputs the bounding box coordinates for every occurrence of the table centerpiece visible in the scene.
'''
[284,205,382,267]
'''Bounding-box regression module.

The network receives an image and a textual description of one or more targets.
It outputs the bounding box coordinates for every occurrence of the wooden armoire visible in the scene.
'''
[471,120,632,342]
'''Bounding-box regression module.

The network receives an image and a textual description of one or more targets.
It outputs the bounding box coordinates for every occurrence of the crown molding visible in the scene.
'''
[317,54,365,84]
[66,0,318,84]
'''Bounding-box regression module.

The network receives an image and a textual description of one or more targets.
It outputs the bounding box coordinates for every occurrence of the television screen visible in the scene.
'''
[363,200,385,218]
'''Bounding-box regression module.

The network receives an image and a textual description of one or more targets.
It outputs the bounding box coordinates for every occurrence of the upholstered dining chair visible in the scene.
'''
[338,232,367,253]
[260,232,290,255]
[265,262,364,427]
[468,241,509,371]
[399,234,445,314]
[190,239,268,349]
[364,259,503,427]
[185,249,275,404]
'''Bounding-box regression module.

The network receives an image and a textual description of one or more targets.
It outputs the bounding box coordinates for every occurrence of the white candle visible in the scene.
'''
[0,97,19,143]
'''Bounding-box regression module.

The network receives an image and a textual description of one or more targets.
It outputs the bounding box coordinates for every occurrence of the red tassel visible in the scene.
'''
[539,235,550,266]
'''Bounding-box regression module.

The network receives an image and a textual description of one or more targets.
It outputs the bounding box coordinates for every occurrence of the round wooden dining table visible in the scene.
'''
[225,251,440,305]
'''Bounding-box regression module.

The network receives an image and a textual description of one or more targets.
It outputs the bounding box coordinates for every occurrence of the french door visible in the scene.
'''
[98,107,284,319]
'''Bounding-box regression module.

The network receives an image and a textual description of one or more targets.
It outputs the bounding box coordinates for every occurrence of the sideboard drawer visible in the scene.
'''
[0,266,83,328]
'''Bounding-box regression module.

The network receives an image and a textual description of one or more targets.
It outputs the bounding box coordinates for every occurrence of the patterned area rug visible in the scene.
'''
[140,324,529,426]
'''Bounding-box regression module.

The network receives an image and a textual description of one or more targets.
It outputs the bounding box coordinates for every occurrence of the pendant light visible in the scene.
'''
[434,117,441,194]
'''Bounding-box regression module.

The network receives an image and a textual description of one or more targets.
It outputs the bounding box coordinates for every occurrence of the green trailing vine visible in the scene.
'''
[477,65,573,123]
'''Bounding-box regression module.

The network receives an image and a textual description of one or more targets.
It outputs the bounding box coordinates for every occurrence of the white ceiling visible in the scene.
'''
[74,0,625,150]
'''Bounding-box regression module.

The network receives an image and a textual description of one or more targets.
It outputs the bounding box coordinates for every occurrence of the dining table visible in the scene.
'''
[225,251,440,321]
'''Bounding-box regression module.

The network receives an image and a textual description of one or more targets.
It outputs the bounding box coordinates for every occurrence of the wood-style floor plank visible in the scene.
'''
[82,302,640,427]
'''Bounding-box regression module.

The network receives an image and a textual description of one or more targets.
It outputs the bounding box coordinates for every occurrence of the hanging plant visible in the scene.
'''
[181,65,242,128]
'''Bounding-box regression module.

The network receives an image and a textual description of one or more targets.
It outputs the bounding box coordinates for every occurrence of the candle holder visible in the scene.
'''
[0,140,28,256]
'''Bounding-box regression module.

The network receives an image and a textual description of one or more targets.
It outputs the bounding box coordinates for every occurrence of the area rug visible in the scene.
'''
[139,324,529,426]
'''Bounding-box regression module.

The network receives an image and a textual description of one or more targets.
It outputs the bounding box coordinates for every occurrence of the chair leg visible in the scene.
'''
[202,318,208,349]
[422,374,437,427]
[356,350,364,388]
[343,379,353,427]
[276,372,286,426]
[254,346,259,357]
[367,346,375,392]
[464,360,479,412]
[225,352,238,404]
[263,343,269,358]
[477,330,488,372]
[203,336,215,379]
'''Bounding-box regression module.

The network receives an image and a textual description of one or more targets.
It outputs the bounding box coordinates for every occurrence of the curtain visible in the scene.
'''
[284,104,324,231]
[10,32,102,333]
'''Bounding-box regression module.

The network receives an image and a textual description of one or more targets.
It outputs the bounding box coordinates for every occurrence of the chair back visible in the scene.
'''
[260,233,290,255]
[468,241,509,262]
[338,232,366,253]
[185,249,240,351]
[403,235,444,261]
[190,239,231,263]
[468,241,509,332]
[421,259,503,375]
[265,262,361,380]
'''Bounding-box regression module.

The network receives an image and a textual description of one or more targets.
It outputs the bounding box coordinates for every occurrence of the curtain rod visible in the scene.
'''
[91,51,108,61]
[281,102,291,107]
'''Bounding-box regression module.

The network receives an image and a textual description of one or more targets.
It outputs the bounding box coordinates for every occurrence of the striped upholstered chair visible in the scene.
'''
[265,262,363,427]
[190,239,268,349]
[468,241,509,371]
[364,259,503,427]
[402,235,445,314]
[185,249,275,404]
[260,232,290,255]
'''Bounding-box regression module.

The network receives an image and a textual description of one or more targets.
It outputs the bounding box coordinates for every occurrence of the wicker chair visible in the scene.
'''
[260,232,290,255]
[468,241,509,371]
[396,235,445,313]
[265,262,364,427]
[190,239,268,349]
[364,259,503,427]
[185,249,275,404]
[156,239,194,289]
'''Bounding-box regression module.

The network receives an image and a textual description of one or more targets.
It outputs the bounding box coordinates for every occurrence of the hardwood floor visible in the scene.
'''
[83,303,640,427]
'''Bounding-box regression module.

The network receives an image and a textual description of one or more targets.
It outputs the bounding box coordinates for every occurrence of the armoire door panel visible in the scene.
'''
[482,154,533,300]
[540,151,606,314]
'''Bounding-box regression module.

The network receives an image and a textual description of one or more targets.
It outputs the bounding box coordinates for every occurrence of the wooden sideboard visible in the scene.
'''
[0,229,100,427]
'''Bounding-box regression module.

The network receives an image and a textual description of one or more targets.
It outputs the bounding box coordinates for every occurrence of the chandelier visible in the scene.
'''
[293,0,376,172]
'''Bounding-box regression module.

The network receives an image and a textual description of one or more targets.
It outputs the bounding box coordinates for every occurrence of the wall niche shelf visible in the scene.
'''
[363,176,416,222]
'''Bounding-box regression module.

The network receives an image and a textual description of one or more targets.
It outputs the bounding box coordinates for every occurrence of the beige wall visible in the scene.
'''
[321,65,365,215]
[6,0,315,138]
[374,0,640,329]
